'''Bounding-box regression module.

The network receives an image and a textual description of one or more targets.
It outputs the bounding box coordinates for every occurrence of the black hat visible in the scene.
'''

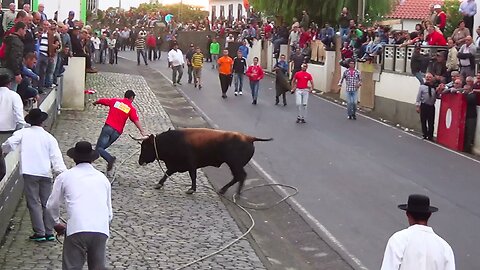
[398,194,438,213]
[0,68,13,86]
[25,108,48,125]
[67,141,100,162]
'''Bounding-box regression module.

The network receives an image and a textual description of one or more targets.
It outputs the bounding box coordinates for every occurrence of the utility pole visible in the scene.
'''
[357,0,365,22]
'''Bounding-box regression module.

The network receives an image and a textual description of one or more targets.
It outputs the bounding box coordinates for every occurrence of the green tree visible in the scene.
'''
[250,0,395,26]
[443,0,462,37]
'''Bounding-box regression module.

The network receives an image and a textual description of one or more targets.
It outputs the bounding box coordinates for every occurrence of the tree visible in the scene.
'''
[443,0,462,37]
[250,0,395,26]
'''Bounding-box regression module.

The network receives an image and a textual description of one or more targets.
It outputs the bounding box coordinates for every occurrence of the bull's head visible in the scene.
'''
[131,134,157,166]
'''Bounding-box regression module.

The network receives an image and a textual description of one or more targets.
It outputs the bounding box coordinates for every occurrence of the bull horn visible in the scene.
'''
[128,134,149,141]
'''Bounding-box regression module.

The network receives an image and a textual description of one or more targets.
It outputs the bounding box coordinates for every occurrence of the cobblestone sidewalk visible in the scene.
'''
[0,72,265,270]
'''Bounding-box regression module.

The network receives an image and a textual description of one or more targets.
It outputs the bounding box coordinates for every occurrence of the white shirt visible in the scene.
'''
[2,126,66,177]
[47,163,112,237]
[459,43,476,67]
[0,87,26,132]
[168,49,185,67]
[91,36,101,50]
[381,224,455,270]
[289,31,300,46]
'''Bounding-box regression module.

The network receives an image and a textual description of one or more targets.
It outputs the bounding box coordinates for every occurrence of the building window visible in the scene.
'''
[211,5,216,22]
[228,4,233,22]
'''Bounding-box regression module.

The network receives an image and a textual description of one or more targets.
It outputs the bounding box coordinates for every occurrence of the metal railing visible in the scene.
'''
[382,44,448,74]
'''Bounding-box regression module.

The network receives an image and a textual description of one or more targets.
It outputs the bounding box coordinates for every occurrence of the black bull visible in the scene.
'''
[136,128,273,194]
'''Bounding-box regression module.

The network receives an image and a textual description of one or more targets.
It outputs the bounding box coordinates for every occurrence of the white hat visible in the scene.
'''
[434,4,441,9]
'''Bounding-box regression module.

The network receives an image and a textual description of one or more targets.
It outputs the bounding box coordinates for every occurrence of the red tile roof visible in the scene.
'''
[388,0,444,20]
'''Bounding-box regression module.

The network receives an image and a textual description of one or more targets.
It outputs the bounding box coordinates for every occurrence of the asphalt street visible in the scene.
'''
[121,51,480,270]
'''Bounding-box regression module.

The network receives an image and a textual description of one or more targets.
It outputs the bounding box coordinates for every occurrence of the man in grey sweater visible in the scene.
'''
[2,3,17,32]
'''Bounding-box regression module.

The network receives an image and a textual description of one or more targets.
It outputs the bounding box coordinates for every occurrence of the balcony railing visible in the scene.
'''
[382,44,449,74]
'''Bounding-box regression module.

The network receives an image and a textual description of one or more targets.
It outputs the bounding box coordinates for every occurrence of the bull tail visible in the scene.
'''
[250,137,274,142]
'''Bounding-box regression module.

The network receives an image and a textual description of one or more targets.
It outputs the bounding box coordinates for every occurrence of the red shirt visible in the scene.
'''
[146,35,156,47]
[299,31,312,49]
[294,71,313,89]
[437,11,447,29]
[246,65,264,81]
[426,31,447,46]
[96,98,139,134]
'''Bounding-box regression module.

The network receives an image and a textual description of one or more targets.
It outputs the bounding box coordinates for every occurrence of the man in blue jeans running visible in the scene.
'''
[93,90,146,176]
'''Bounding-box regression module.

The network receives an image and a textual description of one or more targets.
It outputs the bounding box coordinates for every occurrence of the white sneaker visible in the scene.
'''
[234,91,238,96]
[239,91,243,95]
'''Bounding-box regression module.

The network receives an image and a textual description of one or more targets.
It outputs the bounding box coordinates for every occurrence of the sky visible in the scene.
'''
[99,0,209,11]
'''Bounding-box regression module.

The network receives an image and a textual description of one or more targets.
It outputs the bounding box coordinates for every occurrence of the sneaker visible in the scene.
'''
[239,91,243,95]
[173,83,177,86]
[352,115,357,120]
[198,85,202,90]
[301,119,306,123]
[252,100,257,105]
[194,83,197,88]
[234,92,238,96]
[296,118,301,123]
[348,116,352,119]
[29,234,46,242]
[107,156,116,172]
[45,234,55,241]
[177,82,182,85]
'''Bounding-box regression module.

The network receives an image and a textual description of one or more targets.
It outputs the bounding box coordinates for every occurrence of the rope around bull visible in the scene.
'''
[108,139,298,269]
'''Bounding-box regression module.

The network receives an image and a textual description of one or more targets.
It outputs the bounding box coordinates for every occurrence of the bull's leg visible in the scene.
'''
[219,167,247,195]
[185,169,197,195]
[154,169,174,189]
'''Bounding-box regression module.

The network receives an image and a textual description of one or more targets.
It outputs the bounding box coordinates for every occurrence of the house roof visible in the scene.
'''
[388,0,444,20]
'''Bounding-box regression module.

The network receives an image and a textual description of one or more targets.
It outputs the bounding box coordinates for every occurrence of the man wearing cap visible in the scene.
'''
[63,11,75,30]
[93,90,146,176]
[2,108,67,242]
[381,194,455,270]
[434,5,447,33]
[47,141,112,269]
[0,71,26,141]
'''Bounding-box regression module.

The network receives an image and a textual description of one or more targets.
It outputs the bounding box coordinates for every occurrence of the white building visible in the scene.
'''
[209,0,248,22]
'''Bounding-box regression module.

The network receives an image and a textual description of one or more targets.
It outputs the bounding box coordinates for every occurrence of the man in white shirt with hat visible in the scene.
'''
[2,108,67,242]
[47,140,112,270]
[381,194,455,270]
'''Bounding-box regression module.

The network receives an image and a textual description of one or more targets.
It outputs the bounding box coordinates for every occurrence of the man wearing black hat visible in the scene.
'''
[2,108,66,242]
[380,194,455,270]
[47,141,112,270]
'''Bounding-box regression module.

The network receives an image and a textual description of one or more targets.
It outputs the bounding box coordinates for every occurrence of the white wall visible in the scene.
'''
[375,72,419,104]
[37,0,60,20]
[391,19,420,32]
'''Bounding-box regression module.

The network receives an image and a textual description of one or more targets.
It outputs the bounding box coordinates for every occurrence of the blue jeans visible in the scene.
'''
[137,49,147,65]
[53,54,65,85]
[234,73,244,92]
[414,72,425,85]
[346,91,358,117]
[340,27,349,40]
[250,80,260,101]
[36,54,49,89]
[45,55,57,87]
[96,125,121,163]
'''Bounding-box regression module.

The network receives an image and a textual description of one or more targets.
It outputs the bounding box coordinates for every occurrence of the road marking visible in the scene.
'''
[144,62,368,270]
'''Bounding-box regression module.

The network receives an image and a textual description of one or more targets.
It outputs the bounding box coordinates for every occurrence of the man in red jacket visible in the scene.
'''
[245,56,264,105]
[146,32,157,61]
[426,25,447,46]
[93,90,147,176]
[434,4,447,32]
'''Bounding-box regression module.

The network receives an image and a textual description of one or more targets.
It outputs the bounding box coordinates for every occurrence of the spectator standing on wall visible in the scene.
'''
[338,59,362,120]
[380,194,455,270]
[457,35,476,78]
[300,11,310,30]
[446,38,459,81]
[2,3,17,33]
[2,108,67,242]
[416,73,441,141]
[4,22,26,92]
[338,7,351,40]
[451,20,470,47]
[434,5,447,33]
[38,4,47,22]
[210,37,220,69]
[63,11,75,30]
[288,25,300,51]
[459,0,477,37]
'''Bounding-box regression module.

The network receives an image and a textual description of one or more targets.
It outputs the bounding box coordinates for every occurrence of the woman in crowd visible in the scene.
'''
[451,20,471,47]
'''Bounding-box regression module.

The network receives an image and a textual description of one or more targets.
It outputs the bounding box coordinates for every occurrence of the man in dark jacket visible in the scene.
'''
[411,45,430,85]
[185,43,195,84]
[4,22,26,92]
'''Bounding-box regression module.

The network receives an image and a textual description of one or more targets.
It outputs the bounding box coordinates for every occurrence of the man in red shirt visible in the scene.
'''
[426,25,447,46]
[434,4,447,32]
[291,64,314,123]
[93,90,146,175]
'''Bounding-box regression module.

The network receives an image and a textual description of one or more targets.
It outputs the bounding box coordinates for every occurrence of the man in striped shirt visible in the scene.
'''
[135,30,148,66]
[36,20,58,91]
[191,47,204,89]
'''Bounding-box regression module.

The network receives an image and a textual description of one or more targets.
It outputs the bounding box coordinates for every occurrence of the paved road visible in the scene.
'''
[121,51,480,269]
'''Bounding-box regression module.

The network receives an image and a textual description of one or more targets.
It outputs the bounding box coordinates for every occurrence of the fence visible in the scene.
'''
[382,44,449,74]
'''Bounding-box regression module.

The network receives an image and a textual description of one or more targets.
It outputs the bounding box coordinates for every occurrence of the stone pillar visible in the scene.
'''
[61,57,85,110]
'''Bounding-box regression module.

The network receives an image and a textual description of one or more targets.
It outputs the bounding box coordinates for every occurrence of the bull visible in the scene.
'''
[135,128,273,195]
